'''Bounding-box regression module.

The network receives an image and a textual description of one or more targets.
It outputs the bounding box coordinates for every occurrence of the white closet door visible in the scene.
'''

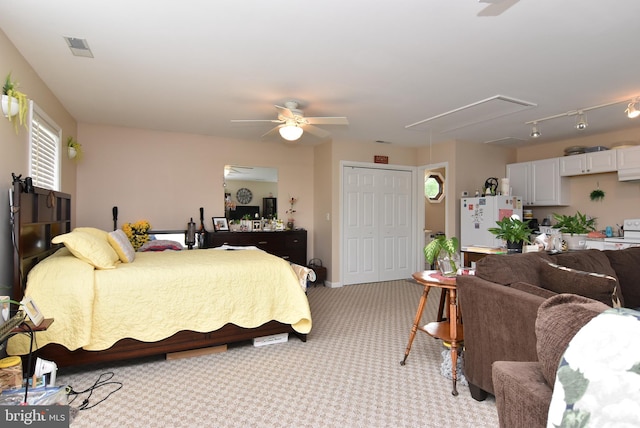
[378,170,412,281]
[343,166,413,285]
[343,167,378,285]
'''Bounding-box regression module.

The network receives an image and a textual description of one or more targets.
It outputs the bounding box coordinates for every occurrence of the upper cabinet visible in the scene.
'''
[617,146,640,169]
[559,150,617,176]
[507,158,570,206]
[617,146,640,181]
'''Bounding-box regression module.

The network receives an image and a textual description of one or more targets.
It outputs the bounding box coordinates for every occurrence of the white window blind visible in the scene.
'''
[29,102,61,191]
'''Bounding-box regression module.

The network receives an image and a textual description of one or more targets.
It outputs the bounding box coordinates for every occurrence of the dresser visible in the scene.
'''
[205,230,307,265]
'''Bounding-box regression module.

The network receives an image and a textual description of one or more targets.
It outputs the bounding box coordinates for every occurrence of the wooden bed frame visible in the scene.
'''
[12,181,305,367]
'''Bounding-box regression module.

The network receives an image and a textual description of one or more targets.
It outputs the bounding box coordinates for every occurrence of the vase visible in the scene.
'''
[287,220,294,230]
[437,250,460,277]
[562,233,587,250]
[1,94,19,118]
[506,241,523,253]
[68,146,77,159]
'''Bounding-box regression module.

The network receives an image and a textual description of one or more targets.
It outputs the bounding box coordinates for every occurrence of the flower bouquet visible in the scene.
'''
[122,220,151,250]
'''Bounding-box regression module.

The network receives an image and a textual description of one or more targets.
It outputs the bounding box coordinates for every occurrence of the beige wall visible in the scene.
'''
[0,30,77,296]
[515,128,640,232]
[76,123,315,246]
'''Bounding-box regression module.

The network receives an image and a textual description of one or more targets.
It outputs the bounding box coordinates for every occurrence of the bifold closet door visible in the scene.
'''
[343,166,412,285]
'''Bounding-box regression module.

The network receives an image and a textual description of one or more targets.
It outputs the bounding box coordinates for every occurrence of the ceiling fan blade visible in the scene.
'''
[275,105,295,119]
[230,119,282,123]
[303,124,331,139]
[261,125,283,139]
[477,0,519,16]
[305,116,349,126]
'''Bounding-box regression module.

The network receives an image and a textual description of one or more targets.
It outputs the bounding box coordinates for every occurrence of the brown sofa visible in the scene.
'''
[456,247,640,403]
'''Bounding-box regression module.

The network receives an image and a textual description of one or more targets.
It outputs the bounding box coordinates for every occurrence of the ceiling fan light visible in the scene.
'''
[626,101,640,119]
[279,125,304,141]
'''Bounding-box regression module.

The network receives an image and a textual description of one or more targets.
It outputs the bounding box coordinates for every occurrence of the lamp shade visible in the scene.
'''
[279,125,303,141]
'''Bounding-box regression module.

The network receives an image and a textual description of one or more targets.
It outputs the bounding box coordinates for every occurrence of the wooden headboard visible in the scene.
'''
[12,181,71,301]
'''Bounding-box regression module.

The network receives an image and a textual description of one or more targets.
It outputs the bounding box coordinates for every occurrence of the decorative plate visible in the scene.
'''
[236,187,252,204]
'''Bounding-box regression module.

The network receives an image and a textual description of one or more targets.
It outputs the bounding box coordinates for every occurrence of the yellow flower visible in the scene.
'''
[122,220,151,250]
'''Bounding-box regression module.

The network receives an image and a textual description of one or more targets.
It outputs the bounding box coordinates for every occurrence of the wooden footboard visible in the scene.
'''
[34,322,306,367]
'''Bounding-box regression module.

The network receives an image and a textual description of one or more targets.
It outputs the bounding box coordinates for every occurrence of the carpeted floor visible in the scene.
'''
[58,279,498,427]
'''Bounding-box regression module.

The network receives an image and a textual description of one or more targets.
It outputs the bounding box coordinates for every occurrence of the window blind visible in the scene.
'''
[29,103,61,191]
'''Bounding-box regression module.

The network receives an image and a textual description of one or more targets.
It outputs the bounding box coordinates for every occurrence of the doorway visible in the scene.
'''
[416,162,449,270]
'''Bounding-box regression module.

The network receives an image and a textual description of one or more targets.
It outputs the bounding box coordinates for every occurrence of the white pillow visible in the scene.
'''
[108,229,136,263]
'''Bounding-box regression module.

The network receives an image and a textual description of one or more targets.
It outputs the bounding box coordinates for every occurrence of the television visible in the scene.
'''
[228,205,260,221]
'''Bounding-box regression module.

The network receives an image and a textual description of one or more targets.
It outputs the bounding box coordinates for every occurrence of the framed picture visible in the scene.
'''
[20,296,44,326]
[212,217,229,232]
[252,220,262,231]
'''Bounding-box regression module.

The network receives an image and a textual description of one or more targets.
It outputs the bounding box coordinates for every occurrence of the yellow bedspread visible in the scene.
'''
[8,248,311,354]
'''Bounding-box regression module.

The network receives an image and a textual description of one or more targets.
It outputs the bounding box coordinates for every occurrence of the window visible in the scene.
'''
[425,172,445,203]
[29,101,61,191]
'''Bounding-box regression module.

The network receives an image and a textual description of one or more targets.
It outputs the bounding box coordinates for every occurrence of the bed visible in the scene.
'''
[8,182,311,367]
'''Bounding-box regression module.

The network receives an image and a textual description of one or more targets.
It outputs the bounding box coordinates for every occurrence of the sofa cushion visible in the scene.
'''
[475,251,552,286]
[510,281,557,299]
[535,294,609,388]
[539,260,621,307]
[604,247,640,309]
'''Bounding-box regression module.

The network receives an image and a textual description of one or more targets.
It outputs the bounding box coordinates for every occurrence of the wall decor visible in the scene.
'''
[374,155,389,164]
[236,187,253,204]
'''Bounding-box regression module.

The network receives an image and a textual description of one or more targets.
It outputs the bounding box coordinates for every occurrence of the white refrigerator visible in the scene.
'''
[460,195,523,248]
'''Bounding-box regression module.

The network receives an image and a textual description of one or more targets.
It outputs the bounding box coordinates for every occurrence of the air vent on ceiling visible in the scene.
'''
[64,37,94,58]
[405,95,536,133]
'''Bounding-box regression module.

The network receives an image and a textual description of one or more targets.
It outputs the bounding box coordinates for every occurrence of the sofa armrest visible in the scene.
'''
[457,275,552,396]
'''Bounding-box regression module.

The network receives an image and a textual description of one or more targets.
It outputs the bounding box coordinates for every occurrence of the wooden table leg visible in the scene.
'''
[449,288,459,396]
[400,284,430,366]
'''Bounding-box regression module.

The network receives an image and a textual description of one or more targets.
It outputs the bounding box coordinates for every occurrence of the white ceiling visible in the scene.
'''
[2,0,640,147]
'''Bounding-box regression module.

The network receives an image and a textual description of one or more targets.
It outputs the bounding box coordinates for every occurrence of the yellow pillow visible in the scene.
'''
[74,227,109,240]
[108,229,136,263]
[52,230,119,269]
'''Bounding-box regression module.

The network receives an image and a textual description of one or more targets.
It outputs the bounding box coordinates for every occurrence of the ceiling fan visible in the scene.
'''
[231,101,349,142]
[477,0,520,16]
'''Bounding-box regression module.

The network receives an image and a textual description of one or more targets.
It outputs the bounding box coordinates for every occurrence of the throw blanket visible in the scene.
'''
[547,307,640,427]
[8,248,312,354]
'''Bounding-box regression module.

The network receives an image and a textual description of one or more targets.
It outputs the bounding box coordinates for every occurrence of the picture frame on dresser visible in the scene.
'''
[212,217,229,232]
[252,220,262,231]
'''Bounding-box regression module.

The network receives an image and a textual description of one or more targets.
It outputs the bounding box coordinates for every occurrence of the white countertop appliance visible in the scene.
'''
[603,218,640,247]
[587,218,640,250]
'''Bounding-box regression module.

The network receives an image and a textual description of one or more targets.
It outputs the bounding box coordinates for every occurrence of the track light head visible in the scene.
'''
[530,123,541,138]
[575,111,588,130]
[626,100,640,119]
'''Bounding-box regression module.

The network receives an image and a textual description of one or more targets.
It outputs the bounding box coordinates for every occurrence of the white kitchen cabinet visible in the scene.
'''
[617,145,640,169]
[560,150,617,176]
[507,158,569,206]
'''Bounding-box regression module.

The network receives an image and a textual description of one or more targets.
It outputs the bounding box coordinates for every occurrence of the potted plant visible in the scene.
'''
[2,73,29,132]
[67,137,83,161]
[487,215,533,253]
[552,211,596,250]
[424,235,460,277]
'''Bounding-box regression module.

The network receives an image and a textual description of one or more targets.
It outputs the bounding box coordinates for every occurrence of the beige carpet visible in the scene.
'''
[58,279,498,427]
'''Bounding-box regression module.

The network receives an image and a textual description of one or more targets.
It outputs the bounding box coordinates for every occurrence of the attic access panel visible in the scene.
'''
[405,95,536,134]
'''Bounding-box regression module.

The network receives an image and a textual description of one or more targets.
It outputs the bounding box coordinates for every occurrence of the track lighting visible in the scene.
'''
[575,111,588,130]
[626,99,640,119]
[530,123,541,138]
[279,124,303,141]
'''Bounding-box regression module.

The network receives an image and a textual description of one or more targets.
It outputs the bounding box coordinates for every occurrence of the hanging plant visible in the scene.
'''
[2,72,29,133]
[67,137,83,161]
[589,182,605,201]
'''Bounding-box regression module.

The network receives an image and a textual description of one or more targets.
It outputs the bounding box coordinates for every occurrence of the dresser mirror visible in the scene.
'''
[223,165,278,220]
